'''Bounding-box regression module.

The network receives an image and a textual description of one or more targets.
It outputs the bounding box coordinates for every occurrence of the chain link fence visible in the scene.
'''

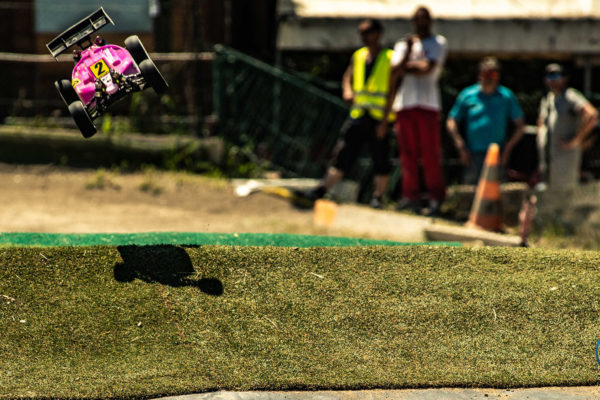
[212,45,349,179]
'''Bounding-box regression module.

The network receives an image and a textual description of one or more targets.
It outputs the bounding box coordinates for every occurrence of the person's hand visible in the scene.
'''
[342,89,354,105]
[560,137,582,150]
[458,147,471,166]
[376,121,388,140]
[405,34,414,49]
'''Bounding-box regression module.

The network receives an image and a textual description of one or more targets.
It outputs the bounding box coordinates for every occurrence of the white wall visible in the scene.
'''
[278,18,600,56]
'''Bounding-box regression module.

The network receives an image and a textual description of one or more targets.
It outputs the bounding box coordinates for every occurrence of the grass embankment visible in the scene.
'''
[2,245,600,399]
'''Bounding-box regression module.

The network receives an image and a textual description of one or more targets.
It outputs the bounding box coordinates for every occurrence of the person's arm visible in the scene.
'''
[405,36,445,76]
[562,102,598,149]
[397,35,413,72]
[536,115,546,152]
[500,89,526,166]
[404,59,436,76]
[342,63,354,105]
[446,117,470,166]
[376,63,403,139]
[501,118,525,166]
[376,42,407,139]
[536,116,545,131]
[535,97,549,175]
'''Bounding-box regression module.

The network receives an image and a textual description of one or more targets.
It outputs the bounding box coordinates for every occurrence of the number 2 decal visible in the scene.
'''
[90,59,109,78]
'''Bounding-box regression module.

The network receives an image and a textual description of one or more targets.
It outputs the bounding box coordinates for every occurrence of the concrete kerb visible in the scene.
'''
[329,203,522,246]
[155,387,600,400]
[424,224,522,247]
[333,203,433,242]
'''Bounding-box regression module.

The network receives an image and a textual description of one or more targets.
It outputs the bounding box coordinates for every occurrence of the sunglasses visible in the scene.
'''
[481,70,500,80]
[546,72,563,81]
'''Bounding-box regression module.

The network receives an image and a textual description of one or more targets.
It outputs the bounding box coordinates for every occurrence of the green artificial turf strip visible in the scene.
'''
[1,245,600,399]
[0,232,460,247]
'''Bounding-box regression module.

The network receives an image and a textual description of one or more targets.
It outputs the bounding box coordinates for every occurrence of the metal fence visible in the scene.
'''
[212,45,350,179]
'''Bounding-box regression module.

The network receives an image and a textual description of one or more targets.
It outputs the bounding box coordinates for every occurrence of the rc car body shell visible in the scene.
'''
[72,44,139,106]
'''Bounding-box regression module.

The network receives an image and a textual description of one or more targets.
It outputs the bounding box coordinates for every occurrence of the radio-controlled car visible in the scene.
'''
[47,7,168,138]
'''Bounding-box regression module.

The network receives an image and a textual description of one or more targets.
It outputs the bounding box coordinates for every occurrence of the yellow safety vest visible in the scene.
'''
[350,47,395,122]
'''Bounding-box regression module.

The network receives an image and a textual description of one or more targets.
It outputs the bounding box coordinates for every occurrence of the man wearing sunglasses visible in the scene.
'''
[537,63,598,188]
[446,57,525,185]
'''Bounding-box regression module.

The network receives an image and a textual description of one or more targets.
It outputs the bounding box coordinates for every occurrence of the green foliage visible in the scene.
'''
[534,225,600,250]
[221,142,268,178]
[98,114,131,137]
[128,92,190,134]
[138,165,163,195]
[84,168,121,190]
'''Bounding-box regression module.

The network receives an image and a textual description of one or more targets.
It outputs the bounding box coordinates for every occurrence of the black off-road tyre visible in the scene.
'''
[54,79,79,107]
[124,35,150,66]
[68,101,97,138]
[139,58,169,95]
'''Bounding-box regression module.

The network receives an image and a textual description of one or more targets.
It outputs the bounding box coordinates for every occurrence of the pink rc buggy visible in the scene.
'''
[47,7,168,138]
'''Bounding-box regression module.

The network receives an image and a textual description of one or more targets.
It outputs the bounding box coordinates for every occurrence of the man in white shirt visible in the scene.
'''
[378,6,447,216]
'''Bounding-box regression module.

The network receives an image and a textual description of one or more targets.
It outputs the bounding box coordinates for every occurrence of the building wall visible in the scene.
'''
[0,0,35,120]
[278,18,600,56]
[34,0,153,33]
[0,0,35,52]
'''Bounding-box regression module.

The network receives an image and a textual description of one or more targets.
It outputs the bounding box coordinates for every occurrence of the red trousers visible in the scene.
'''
[395,107,445,201]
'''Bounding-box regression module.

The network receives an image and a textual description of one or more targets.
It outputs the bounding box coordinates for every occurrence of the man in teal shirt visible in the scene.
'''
[446,57,525,184]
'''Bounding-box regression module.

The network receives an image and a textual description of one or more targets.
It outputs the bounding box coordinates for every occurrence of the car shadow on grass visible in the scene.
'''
[113,245,224,296]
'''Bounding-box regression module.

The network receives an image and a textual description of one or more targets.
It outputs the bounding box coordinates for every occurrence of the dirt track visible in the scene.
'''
[0,164,518,243]
[0,164,324,235]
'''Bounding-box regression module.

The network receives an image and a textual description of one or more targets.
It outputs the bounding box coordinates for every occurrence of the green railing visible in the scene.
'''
[212,45,350,179]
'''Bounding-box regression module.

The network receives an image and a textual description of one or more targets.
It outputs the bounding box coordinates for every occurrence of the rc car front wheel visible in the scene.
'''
[68,101,97,138]
[54,79,79,107]
[139,59,169,95]
[124,35,150,66]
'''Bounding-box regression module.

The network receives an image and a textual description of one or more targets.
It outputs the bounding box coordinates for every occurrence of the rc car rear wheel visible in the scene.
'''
[124,35,150,66]
[139,59,169,95]
[54,79,79,107]
[68,101,97,138]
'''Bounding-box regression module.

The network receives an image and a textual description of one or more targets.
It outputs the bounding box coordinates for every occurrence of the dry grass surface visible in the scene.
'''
[1,245,600,399]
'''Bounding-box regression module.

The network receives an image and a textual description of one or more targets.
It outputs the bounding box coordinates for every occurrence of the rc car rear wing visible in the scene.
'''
[46,7,114,59]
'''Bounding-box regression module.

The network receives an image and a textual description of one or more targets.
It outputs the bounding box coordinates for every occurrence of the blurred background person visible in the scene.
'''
[446,57,525,185]
[537,63,598,188]
[301,18,395,208]
[379,6,447,216]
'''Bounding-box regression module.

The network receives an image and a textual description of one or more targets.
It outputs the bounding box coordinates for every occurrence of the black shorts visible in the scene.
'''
[331,115,392,175]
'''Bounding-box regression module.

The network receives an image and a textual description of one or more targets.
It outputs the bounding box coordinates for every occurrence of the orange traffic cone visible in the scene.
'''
[466,143,503,232]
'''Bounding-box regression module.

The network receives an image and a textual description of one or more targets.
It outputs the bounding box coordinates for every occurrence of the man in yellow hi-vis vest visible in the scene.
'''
[301,18,395,208]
